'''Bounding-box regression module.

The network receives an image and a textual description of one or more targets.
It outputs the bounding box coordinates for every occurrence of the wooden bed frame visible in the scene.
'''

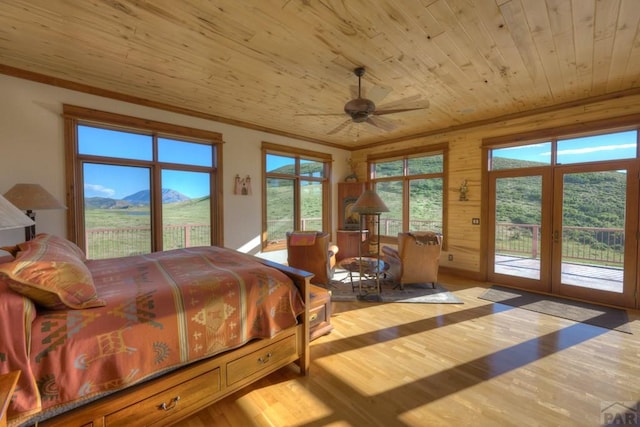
[34,258,311,427]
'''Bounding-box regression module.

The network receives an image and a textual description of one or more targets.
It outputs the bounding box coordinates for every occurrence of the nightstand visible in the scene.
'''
[309,284,333,341]
[0,371,19,427]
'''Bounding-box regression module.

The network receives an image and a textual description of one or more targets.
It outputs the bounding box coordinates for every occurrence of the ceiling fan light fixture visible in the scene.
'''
[344,98,375,122]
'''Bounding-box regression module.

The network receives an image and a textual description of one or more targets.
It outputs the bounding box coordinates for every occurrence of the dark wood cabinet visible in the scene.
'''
[336,229,369,261]
[337,182,367,261]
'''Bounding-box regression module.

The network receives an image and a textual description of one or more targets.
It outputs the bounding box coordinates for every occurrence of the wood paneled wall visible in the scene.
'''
[351,93,640,279]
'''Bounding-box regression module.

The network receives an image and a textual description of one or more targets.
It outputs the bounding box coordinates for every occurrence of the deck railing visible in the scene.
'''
[495,223,624,266]
[87,221,624,267]
[265,218,443,244]
[86,224,210,259]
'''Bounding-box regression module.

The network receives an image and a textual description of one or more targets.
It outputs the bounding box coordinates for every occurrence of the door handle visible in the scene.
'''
[553,230,559,243]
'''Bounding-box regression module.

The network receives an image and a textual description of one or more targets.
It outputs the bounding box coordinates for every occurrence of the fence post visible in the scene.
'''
[531,225,538,258]
[185,226,190,247]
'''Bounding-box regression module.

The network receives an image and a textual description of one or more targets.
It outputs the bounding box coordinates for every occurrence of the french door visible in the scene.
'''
[488,160,638,308]
[551,162,637,307]
[488,168,552,293]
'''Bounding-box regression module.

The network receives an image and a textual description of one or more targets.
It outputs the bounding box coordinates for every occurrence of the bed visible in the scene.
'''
[0,233,311,426]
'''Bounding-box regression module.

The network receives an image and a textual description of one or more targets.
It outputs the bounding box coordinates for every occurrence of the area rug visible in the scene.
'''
[479,285,631,333]
[327,275,462,304]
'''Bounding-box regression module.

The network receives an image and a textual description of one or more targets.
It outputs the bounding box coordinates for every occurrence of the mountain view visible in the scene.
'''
[85,188,190,209]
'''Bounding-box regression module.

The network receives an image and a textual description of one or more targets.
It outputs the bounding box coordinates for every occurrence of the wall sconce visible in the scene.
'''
[234,174,252,195]
[459,180,469,201]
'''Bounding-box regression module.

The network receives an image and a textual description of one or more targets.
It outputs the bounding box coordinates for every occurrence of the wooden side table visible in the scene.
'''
[0,371,19,427]
[336,229,369,261]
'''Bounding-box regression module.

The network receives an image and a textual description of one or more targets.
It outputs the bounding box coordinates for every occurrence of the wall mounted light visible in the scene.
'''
[459,180,469,201]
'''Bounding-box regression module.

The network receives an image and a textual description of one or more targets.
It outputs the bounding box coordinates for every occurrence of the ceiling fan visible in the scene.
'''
[301,67,429,135]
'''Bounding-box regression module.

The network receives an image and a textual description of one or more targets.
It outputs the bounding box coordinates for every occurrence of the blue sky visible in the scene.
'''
[80,126,212,199]
[80,126,637,200]
[493,130,637,164]
[83,164,210,199]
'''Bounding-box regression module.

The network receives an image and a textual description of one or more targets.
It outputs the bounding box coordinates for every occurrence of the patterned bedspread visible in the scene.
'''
[2,246,304,425]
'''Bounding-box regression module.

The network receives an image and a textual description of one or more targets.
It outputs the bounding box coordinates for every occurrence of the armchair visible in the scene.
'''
[382,231,442,290]
[286,231,339,286]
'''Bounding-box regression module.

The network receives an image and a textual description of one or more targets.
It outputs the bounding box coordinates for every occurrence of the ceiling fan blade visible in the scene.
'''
[367,85,392,104]
[366,116,396,132]
[373,106,428,116]
[327,119,352,135]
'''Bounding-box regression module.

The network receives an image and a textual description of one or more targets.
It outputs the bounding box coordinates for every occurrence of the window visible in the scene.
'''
[64,105,222,259]
[369,145,447,240]
[262,142,331,250]
[488,130,637,170]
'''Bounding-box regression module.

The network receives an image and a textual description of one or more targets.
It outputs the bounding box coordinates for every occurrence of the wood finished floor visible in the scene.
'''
[180,274,640,427]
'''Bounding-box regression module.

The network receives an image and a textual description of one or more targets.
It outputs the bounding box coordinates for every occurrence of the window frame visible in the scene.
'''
[367,143,448,248]
[261,142,332,251]
[63,104,224,252]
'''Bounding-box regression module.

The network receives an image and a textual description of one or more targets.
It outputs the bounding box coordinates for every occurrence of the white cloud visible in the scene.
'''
[555,143,636,156]
[84,183,116,197]
[542,143,636,157]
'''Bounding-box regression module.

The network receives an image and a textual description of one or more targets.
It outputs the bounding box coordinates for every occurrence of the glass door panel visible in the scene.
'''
[559,171,624,292]
[493,175,543,281]
[553,163,636,307]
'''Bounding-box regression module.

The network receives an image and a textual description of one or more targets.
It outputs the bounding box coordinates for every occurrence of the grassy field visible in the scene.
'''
[85,197,211,258]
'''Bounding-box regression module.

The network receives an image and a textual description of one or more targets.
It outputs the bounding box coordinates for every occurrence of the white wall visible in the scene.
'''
[0,74,350,263]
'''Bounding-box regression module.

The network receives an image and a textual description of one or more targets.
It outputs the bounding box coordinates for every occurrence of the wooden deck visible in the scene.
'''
[495,255,624,293]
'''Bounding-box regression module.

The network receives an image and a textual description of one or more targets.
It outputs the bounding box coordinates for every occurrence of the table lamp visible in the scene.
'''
[0,193,36,231]
[3,183,66,241]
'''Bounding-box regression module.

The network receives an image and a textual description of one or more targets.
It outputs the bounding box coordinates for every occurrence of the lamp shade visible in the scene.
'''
[0,193,35,230]
[351,189,389,214]
[3,184,66,210]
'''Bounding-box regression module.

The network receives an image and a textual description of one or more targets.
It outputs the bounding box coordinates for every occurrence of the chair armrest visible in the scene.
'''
[382,245,399,259]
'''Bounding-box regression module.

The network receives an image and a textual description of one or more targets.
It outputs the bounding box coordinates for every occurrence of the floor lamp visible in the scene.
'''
[351,189,389,301]
[3,184,66,241]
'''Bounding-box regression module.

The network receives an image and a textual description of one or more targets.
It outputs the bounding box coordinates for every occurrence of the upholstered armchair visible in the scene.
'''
[286,231,339,286]
[382,231,442,289]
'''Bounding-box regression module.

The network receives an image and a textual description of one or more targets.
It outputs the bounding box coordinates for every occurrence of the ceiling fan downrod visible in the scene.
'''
[354,67,365,98]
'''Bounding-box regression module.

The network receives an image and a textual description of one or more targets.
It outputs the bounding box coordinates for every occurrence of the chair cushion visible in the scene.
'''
[288,231,318,246]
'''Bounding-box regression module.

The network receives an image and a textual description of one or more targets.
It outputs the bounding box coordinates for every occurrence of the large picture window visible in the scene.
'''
[369,145,447,241]
[262,142,331,251]
[64,105,222,259]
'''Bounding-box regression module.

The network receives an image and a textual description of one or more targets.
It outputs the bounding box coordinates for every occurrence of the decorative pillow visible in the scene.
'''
[34,233,88,261]
[0,234,104,310]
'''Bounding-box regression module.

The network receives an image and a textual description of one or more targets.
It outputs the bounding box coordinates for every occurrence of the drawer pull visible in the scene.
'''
[309,313,318,321]
[257,352,272,364]
[159,396,181,411]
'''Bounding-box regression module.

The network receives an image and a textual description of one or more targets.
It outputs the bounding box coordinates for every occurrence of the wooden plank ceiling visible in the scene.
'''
[0,0,639,150]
